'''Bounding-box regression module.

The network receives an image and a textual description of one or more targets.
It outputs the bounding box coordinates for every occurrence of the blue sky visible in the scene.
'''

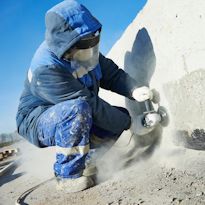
[0,0,147,133]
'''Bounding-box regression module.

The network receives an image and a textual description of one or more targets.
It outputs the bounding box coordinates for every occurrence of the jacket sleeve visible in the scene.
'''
[99,53,140,99]
[30,65,131,134]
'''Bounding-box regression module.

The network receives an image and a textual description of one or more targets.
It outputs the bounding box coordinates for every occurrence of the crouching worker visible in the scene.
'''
[16,0,155,192]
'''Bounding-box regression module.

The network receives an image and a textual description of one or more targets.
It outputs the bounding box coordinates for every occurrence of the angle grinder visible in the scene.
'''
[142,100,169,128]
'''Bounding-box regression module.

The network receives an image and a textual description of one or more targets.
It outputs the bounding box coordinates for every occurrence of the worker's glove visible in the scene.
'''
[132,87,160,104]
[132,86,153,102]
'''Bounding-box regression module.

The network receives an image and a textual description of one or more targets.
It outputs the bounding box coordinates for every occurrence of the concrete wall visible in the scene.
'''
[100,0,205,135]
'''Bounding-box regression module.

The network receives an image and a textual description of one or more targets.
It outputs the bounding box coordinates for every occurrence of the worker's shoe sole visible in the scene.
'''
[56,176,95,193]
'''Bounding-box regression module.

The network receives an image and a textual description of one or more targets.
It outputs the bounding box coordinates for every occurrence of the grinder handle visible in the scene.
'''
[144,100,152,112]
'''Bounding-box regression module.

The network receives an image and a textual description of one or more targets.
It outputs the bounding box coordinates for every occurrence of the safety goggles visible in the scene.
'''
[75,32,100,49]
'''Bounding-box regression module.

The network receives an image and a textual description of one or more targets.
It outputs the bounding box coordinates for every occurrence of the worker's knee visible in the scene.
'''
[59,98,92,131]
[73,98,92,117]
[67,98,92,124]
[37,98,92,147]
[57,98,92,121]
[56,99,92,147]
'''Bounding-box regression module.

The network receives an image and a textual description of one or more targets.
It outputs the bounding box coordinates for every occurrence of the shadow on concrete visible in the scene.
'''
[124,28,161,152]
[124,27,156,116]
[0,161,25,187]
[173,129,205,151]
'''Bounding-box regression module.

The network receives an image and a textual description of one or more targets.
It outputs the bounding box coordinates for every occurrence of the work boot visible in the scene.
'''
[83,164,97,177]
[56,175,95,193]
[83,149,98,182]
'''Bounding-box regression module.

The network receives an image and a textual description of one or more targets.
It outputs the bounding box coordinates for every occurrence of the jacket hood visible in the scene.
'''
[45,0,102,59]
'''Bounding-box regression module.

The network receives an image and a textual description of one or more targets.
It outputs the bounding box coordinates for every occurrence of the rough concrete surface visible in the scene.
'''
[164,70,205,132]
[0,138,205,205]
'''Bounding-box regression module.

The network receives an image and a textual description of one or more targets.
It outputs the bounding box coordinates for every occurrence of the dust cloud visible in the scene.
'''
[17,140,55,180]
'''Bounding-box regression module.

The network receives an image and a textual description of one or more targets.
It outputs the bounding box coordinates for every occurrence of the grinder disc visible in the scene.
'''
[158,106,169,127]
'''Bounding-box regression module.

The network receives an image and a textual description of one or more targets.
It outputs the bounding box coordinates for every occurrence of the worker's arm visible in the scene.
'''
[30,65,131,134]
[99,53,140,99]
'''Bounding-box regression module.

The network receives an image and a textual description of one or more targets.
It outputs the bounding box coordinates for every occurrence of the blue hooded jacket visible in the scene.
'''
[16,0,139,147]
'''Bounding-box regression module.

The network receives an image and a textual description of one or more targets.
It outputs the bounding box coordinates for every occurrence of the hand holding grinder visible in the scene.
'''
[132,86,169,130]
